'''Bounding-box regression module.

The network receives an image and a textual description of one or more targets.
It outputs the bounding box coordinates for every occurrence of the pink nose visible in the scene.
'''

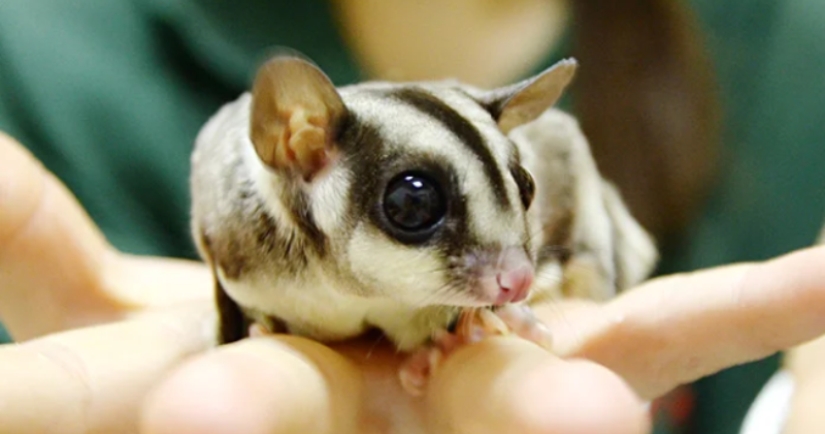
[494,268,534,305]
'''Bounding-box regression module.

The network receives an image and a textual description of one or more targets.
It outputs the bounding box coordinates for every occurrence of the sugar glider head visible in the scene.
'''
[248,55,648,308]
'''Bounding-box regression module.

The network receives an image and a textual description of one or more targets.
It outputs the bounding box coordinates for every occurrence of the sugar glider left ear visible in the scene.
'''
[250,56,348,181]
[481,58,578,134]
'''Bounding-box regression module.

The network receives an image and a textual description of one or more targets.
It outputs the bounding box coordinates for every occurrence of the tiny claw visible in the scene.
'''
[493,304,554,351]
[433,329,462,353]
[248,323,271,338]
[528,322,554,351]
[399,347,441,397]
[477,309,511,336]
[397,304,553,397]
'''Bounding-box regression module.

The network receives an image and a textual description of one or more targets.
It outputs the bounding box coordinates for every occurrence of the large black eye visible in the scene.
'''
[511,165,535,209]
[383,173,446,235]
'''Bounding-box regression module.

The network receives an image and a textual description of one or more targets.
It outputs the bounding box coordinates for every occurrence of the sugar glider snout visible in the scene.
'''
[494,266,534,304]
[470,246,535,306]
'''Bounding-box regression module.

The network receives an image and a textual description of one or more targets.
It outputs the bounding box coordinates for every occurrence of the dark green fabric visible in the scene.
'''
[1,2,824,433]
[682,0,825,264]
[0,0,362,260]
[668,1,825,433]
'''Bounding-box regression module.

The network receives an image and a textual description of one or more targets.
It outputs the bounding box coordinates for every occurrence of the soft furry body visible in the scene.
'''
[190,58,657,350]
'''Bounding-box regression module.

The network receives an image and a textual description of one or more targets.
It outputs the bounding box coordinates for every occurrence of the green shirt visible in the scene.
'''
[1,2,824,433]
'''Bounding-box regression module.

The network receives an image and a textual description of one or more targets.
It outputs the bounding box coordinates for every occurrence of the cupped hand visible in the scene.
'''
[2,131,825,434]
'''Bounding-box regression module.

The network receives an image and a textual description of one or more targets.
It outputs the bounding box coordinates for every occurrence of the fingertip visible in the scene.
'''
[0,131,45,246]
[141,337,361,434]
[141,352,267,434]
[514,358,650,434]
[428,338,649,434]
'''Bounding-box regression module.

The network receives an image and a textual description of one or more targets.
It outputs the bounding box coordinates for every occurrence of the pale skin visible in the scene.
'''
[2,1,824,432]
[4,128,825,434]
[783,305,825,432]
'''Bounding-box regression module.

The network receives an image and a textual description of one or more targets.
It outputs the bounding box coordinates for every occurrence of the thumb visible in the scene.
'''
[0,302,215,434]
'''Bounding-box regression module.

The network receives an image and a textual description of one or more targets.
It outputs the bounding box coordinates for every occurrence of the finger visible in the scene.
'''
[104,254,212,313]
[426,337,649,434]
[0,132,120,338]
[540,245,825,399]
[141,336,363,434]
[0,302,214,434]
[0,133,211,340]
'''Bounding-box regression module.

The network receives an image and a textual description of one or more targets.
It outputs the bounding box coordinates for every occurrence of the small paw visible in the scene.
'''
[398,306,552,396]
[491,304,553,350]
[248,323,273,338]
[397,328,468,396]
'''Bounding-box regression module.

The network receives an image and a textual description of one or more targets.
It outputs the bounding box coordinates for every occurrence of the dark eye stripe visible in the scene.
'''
[389,87,510,210]
[510,165,536,210]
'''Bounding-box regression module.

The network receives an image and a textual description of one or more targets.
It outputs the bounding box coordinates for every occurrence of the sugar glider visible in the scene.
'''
[189,53,658,393]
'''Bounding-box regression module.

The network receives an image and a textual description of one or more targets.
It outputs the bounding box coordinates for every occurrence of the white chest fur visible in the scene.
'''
[217,267,444,350]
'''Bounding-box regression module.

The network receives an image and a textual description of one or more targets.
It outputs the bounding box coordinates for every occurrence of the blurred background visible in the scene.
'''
[1,1,823,433]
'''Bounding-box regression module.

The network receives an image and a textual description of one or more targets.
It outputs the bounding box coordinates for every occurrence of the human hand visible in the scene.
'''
[4,130,825,434]
[540,242,825,401]
[0,131,646,434]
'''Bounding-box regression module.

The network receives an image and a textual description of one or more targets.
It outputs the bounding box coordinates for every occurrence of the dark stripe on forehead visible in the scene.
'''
[336,113,386,219]
[390,87,509,209]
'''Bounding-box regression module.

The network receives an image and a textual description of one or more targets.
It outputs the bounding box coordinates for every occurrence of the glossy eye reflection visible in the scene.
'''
[383,173,446,233]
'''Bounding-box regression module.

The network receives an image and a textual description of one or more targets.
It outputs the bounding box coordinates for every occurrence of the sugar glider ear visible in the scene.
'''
[481,58,578,134]
[250,55,347,181]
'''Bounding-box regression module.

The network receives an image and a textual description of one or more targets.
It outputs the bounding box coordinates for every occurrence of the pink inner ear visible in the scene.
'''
[288,120,329,179]
[249,56,347,180]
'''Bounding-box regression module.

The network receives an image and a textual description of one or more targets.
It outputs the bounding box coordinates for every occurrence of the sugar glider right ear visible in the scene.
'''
[250,56,348,181]
[480,58,578,134]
